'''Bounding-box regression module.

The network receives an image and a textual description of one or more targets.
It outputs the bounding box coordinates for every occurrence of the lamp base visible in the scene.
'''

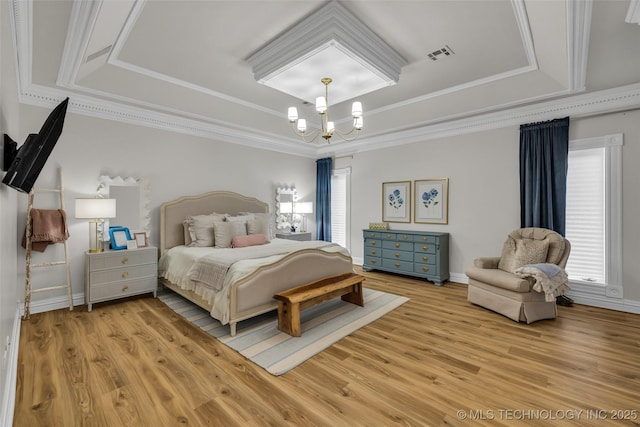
[88,248,103,253]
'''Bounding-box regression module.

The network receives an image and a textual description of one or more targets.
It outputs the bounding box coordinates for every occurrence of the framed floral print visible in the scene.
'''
[382,181,411,223]
[414,178,449,224]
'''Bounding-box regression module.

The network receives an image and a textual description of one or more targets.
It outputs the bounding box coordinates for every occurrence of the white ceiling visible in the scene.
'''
[10,0,640,158]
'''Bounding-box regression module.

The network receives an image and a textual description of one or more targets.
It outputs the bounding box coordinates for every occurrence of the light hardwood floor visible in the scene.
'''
[15,267,640,426]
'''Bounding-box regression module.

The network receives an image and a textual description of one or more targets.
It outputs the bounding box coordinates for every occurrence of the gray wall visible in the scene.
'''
[0,0,21,420]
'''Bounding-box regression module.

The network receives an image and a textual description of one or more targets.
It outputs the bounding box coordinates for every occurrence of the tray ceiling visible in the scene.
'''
[11,0,640,157]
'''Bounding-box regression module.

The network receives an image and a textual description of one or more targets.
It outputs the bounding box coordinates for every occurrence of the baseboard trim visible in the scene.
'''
[17,293,85,317]
[1,303,21,427]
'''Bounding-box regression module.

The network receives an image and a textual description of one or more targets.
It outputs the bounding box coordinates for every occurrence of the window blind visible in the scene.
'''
[331,172,347,248]
[565,147,605,283]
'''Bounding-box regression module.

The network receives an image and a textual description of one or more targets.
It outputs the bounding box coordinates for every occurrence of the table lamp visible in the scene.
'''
[294,201,313,232]
[75,198,116,253]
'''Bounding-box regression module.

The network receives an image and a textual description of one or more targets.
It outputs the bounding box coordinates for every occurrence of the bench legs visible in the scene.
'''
[277,300,301,337]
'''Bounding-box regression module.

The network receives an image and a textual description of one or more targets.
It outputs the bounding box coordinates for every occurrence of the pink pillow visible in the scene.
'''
[231,233,268,248]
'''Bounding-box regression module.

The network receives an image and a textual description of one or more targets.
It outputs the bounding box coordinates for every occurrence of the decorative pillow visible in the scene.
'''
[225,214,255,223]
[240,212,275,240]
[498,238,550,273]
[246,219,270,240]
[185,213,226,247]
[231,233,268,248]
[213,221,247,248]
[182,221,192,246]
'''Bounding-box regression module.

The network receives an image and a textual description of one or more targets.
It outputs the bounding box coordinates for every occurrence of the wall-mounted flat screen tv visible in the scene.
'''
[2,97,69,193]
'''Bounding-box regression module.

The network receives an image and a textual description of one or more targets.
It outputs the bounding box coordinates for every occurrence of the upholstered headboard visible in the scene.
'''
[159,191,269,255]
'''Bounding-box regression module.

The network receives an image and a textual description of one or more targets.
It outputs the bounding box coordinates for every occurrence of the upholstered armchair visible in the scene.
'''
[465,228,571,323]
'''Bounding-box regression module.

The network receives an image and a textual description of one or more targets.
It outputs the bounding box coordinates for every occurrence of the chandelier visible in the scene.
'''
[287,78,363,144]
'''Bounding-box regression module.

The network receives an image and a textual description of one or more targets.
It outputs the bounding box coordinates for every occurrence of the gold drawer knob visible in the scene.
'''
[122,271,129,279]
[371,241,377,245]
[386,233,392,239]
[402,235,408,240]
[422,246,429,251]
[370,259,377,264]
[422,256,429,262]
[421,237,428,241]
[122,285,129,292]
[394,243,400,248]
[394,253,400,258]
[394,263,401,268]
[122,258,129,264]
[370,250,377,255]
[422,267,430,272]
[368,233,375,237]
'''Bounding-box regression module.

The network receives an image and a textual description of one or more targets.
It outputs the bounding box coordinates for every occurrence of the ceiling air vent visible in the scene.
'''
[85,45,113,63]
[428,45,455,61]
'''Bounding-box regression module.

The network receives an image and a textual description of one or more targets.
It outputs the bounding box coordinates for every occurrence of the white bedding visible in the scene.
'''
[158,238,350,324]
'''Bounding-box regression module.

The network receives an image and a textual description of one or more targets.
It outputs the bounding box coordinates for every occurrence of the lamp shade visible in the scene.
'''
[75,198,116,219]
[279,202,293,214]
[294,201,313,214]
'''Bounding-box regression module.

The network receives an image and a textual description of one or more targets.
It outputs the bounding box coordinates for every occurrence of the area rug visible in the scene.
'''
[158,288,409,375]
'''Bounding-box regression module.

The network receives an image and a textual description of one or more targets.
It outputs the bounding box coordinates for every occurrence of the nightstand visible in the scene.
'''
[84,246,158,311]
[276,232,312,241]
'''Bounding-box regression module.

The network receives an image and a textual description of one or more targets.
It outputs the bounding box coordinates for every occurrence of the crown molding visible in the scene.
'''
[320,82,640,157]
[11,0,640,160]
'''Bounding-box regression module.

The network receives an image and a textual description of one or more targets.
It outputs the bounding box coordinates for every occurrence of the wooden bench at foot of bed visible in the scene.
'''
[273,272,366,337]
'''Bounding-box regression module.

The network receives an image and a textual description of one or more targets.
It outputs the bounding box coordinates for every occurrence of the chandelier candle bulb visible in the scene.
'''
[297,119,307,132]
[327,121,335,134]
[316,97,327,113]
[352,102,363,117]
[288,107,298,122]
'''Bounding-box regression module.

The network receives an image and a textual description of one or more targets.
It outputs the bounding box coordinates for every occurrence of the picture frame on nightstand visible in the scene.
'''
[134,232,148,247]
[109,226,131,250]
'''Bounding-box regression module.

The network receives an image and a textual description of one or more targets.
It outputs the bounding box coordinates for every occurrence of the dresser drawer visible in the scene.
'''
[415,264,439,275]
[381,232,397,240]
[90,277,157,302]
[88,249,156,270]
[413,234,436,244]
[382,240,413,251]
[414,243,436,254]
[365,239,381,248]
[414,253,436,265]
[365,247,381,257]
[382,259,413,273]
[383,249,414,262]
[364,231,381,239]
[90,264,157,285]
[364,257,382,267]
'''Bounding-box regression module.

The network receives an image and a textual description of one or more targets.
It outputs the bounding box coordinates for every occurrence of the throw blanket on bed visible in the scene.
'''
[189,240,338,291]
[21,209,69,252]
[514,263,570,302]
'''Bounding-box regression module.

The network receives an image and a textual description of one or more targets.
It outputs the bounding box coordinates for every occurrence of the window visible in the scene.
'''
[565,133,622,298]
[331,167,351,250]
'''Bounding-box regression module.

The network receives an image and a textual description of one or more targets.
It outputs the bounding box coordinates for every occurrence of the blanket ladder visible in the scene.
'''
[24,168,73,319]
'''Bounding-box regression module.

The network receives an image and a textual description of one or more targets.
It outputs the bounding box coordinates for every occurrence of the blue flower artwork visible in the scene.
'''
[422,188,439,208]
[388,189,404,210]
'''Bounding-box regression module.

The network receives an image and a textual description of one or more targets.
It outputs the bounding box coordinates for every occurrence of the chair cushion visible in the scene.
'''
[507,228,566,265]
[498,238,549,273]
[465,266,532,293]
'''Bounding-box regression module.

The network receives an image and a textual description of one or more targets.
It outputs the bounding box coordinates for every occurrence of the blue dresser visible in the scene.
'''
[362,229,449,285]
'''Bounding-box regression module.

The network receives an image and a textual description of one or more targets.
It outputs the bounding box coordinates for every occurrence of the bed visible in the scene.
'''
[158,191,354,335]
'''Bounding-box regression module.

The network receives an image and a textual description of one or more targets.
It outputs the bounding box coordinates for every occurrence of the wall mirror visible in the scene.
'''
[98,176,151,240]
[275,187,297,231]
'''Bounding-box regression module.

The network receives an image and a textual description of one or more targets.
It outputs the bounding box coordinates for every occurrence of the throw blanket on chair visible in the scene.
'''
[22,209,70,252]
[514,263,570,302]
